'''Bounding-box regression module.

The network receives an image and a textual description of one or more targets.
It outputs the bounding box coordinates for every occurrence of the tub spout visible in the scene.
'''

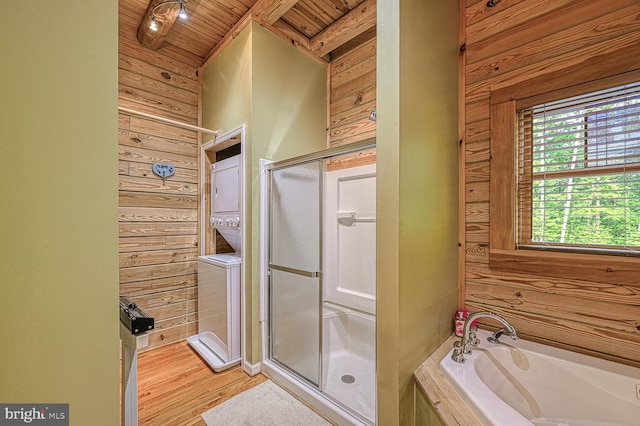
[487,328,505,344]
[487,327,518,344]
[451,311,518,363]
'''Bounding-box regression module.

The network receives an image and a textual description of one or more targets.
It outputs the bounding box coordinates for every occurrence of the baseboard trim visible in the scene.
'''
[243,359,261,376]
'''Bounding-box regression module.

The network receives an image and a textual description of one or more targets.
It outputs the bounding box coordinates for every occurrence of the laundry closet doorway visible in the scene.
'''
[192,125,246,373]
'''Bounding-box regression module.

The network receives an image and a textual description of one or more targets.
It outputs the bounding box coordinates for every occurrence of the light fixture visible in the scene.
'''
[178,2,187,19]
[148,0,188,31]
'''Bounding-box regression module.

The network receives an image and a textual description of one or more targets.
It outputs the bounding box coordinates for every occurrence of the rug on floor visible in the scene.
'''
[201,380,333,426]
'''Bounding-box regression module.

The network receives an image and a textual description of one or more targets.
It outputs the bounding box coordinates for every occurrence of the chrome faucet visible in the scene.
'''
[451,311,518,363]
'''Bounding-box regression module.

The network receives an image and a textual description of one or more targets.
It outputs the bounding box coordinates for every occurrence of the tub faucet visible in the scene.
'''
[451,311,518,363]
[488,328,507,344]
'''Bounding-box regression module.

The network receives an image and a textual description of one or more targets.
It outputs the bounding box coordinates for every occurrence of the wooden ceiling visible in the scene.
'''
[119,0,376,64]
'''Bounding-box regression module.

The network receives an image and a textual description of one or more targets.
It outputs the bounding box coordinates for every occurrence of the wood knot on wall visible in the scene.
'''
[354,92,363,106]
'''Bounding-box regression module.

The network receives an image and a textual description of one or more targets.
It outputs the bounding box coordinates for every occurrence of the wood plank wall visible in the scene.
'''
[328,33,377,166]
[119,2,202,351]
[462,0,640,365]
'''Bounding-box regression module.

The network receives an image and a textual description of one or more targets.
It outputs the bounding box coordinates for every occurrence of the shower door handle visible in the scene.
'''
[268,263,321,278]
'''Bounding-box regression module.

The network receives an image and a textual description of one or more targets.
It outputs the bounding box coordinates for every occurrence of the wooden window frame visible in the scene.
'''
[489,64,640,287]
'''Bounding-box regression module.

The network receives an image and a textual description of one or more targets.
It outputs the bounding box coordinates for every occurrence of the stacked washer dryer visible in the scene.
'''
[188,154,242,372]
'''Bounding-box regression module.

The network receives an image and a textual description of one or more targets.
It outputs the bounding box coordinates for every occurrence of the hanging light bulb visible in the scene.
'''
[178,2,188,20]
[149,17,158,31]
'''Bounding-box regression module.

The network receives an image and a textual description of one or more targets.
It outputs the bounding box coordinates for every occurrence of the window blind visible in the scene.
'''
[517,81,640,251]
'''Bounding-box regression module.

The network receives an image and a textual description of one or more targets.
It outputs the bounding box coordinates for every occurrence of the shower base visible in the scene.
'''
[322,302,376,424]
[323,350,375,423]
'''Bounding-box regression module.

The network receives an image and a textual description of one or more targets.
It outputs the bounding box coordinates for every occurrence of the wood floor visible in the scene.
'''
[136,341,267,425]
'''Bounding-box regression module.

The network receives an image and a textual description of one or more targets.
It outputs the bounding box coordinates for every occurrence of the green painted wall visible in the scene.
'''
[0,1,119,425]
[201,26,253,138]
[250,23,328,363]
[377,0,459,424]
[252,23,328,161]
[201,22,327,365]
[201,22,254,362]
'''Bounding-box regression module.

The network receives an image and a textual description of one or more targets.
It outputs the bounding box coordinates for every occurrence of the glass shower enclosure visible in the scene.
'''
[269,160,322,387]
[262,139,376,426]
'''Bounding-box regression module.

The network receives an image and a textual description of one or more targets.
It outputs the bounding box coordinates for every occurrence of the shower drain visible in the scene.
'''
[341,374,356,384]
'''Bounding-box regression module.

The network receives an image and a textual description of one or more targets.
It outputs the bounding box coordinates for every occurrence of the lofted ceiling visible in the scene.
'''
[119,0,376,65]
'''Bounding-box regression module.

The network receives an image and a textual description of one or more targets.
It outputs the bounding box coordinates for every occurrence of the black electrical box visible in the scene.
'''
[119,295,154,335]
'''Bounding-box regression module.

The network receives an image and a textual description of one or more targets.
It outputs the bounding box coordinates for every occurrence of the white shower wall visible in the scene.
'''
[323,164,376,314]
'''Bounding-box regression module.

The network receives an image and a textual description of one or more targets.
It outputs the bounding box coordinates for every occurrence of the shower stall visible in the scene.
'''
[260,139,376,426]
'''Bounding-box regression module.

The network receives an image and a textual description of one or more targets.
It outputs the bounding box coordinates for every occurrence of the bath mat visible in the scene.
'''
[201,380,333,426]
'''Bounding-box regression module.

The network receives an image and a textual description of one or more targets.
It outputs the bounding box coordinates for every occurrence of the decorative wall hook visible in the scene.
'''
[152,162,175,179]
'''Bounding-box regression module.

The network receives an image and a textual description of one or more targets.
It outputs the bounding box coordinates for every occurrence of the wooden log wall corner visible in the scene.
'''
[137,0,182,50]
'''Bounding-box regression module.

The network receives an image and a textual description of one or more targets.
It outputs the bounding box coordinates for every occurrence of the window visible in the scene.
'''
[488,69,640,286]
[517,82,640,254]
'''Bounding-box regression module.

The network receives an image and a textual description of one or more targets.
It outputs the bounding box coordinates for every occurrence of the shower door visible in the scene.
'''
[268,160,322,387]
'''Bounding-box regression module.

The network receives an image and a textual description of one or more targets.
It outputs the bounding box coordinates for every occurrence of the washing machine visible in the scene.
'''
[188,254,241,372]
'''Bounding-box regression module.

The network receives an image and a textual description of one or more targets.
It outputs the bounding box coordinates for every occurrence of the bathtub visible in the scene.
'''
[440,329,640,426]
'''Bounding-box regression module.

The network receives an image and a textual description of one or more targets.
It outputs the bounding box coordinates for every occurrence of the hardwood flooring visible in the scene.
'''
[136,341,267,425]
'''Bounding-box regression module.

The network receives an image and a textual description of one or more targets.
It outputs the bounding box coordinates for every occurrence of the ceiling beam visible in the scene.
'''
[256,17,328,65]
[137,0,182,50]
[310,0,376,57]
[251,0,299,25]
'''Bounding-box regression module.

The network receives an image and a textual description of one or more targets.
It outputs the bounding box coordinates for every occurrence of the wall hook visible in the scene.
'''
[152,162,175,179]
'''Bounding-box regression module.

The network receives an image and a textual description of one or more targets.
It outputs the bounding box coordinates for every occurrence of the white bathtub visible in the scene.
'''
[440,329,640,426]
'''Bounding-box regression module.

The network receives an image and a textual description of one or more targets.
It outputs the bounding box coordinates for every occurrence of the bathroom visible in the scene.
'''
[3,1,640,425]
